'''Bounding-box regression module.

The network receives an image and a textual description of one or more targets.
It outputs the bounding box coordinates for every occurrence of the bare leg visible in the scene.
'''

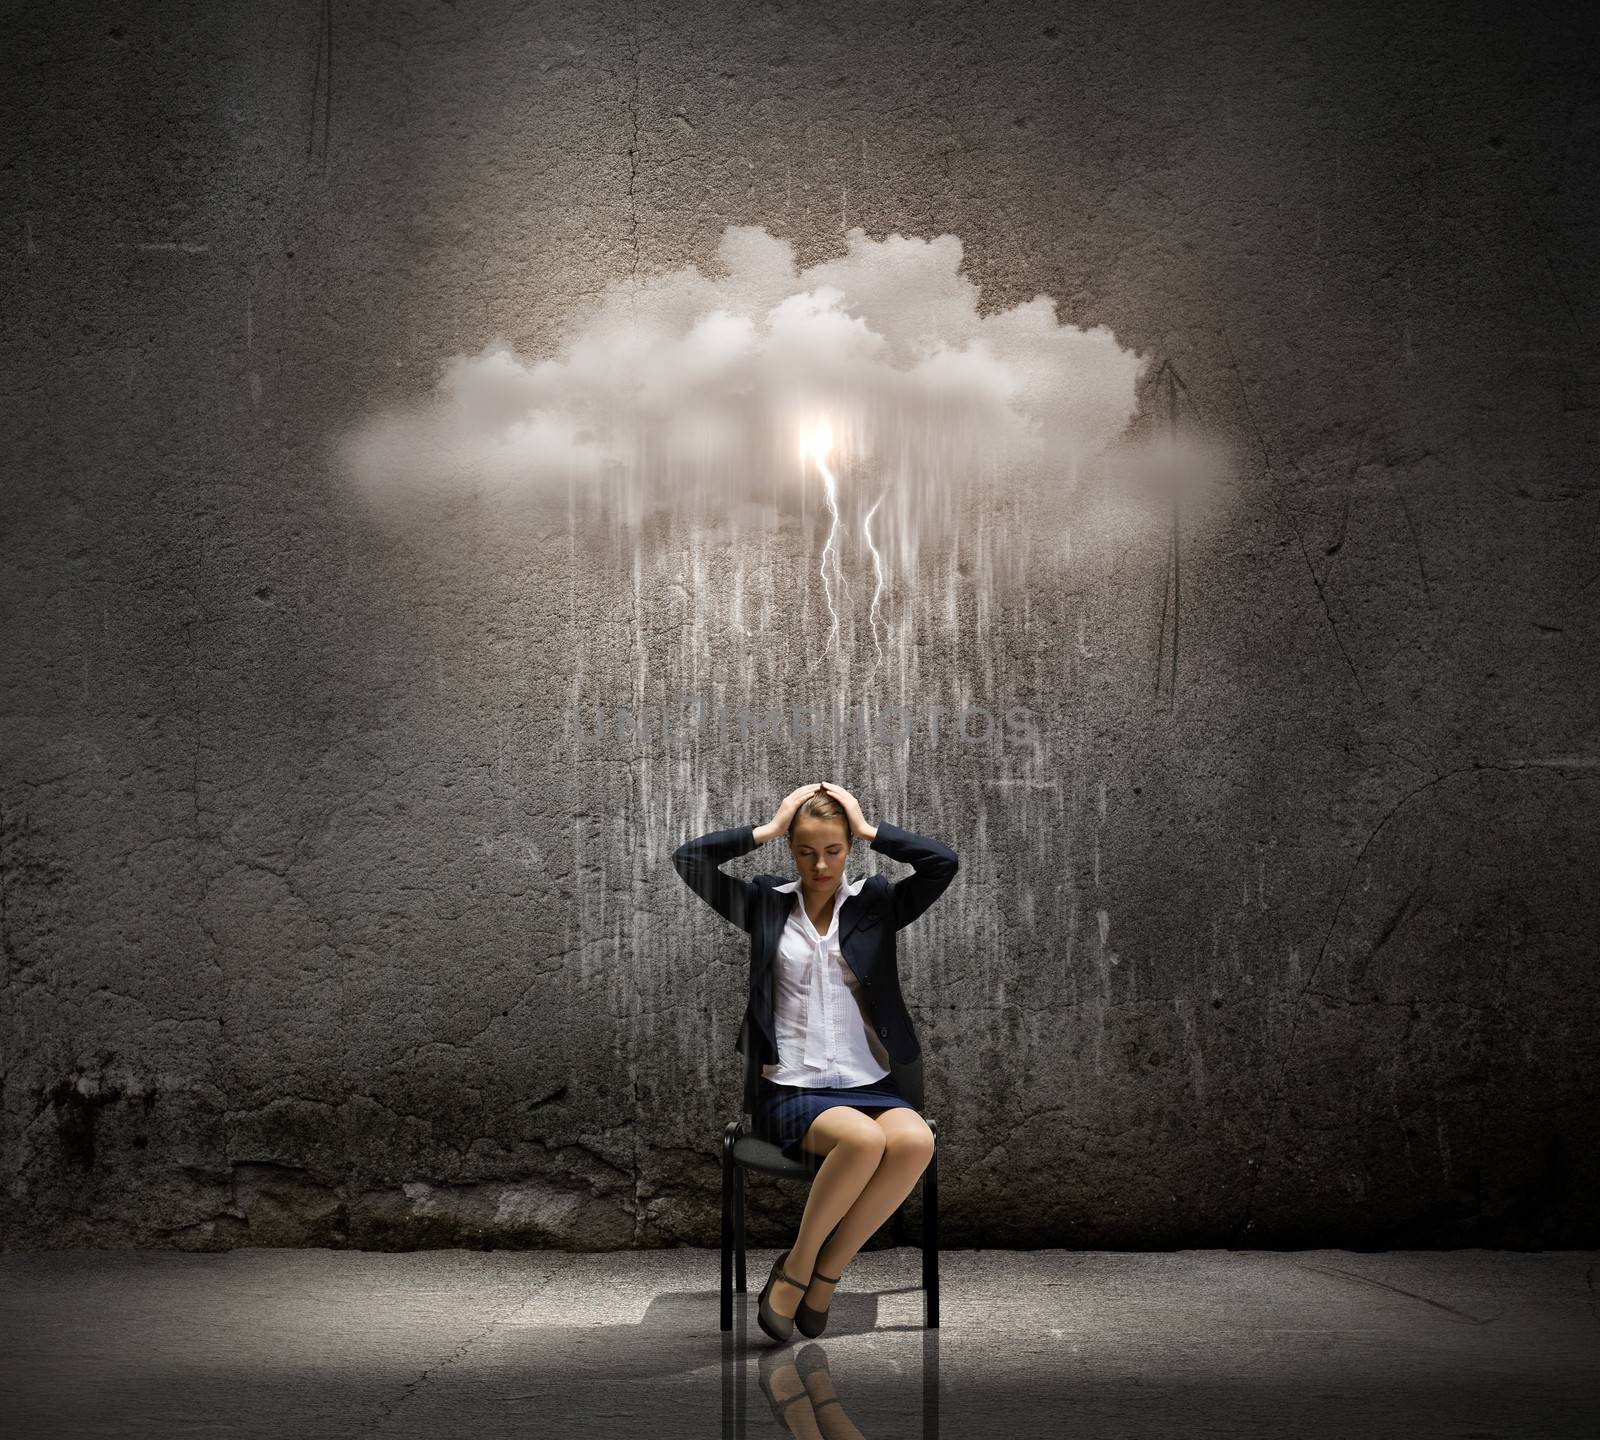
[766,1106,885,1321]
[802,1109,934,1315]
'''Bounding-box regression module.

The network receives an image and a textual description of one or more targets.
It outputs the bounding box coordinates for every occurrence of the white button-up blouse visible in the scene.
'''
[761,872,894,1088]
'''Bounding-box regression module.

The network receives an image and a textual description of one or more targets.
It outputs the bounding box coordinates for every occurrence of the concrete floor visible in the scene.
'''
[1,1247,1596,1438]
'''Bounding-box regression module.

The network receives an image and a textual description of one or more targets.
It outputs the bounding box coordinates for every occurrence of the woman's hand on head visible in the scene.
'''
[753,783,825,844]
[818,782,877,842]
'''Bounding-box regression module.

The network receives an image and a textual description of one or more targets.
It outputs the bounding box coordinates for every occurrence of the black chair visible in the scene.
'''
[720,1031,939,1332]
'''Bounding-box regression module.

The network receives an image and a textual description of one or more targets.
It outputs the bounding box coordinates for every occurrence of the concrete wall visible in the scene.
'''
[3,0,1597,1250]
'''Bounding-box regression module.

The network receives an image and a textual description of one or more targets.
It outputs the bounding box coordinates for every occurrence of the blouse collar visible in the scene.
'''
[772,873,868,897]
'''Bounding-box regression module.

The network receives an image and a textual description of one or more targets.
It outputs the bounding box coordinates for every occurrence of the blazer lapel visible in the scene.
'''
[768,876,871,938]
[838,883,871,945]
[760,875,873,959]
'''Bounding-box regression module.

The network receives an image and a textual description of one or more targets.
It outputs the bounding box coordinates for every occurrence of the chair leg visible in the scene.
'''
[733,1155,747,1293]
[922,1149,939,1329]
[721,1124,735,1332]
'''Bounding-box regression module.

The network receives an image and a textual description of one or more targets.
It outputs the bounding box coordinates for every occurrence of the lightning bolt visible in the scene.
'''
[803,421,847,655]
[801,418,891,673]
[862,492,886,669]
[814,451,842,651]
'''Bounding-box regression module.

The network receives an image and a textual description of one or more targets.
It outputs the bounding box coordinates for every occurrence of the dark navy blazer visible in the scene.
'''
[670,819,959,1070]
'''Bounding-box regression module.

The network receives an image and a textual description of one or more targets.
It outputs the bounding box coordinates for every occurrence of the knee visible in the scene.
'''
[838,1118,887,1162]
[885,1119,935,1167]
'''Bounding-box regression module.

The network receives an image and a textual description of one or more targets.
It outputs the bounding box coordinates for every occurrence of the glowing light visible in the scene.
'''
[799,420,834,466]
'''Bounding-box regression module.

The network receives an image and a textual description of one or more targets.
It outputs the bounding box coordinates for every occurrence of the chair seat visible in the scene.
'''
[730,1125,824,1177]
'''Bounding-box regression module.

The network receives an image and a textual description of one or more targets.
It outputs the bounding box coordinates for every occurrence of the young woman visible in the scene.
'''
[671,781,958,1343]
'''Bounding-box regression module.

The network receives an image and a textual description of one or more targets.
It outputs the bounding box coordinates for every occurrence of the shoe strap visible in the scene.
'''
[811,1271,841,1284]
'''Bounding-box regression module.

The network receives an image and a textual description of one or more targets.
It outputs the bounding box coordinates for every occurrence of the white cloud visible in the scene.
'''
[337,224,1149,518]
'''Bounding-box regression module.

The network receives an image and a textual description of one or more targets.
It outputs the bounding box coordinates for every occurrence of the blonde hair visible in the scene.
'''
[788,790,853,842]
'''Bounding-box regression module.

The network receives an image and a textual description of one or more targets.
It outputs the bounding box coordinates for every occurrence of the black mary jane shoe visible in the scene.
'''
[757,1249,809,1344]
[793,1267,842,1339]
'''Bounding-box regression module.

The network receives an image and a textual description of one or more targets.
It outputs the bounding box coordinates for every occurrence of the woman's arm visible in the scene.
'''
[671,784,822,932]
[870,820,960,930]
[816,783,959,930]
[671,824,762,933]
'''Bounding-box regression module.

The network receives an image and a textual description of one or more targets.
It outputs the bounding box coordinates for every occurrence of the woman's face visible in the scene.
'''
[788,814,851,897]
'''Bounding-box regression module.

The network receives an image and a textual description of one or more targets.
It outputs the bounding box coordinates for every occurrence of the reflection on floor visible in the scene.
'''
[3,1245,1597,1438]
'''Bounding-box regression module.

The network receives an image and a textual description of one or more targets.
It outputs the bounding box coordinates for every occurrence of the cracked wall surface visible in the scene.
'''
[2,0,1598,1251]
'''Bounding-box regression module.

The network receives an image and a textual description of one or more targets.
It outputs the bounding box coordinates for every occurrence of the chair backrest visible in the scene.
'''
[892,1055,926,1111]
[741,1030,761,1130]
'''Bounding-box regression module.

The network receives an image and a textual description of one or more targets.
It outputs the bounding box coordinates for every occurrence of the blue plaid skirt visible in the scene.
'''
[754,1073,916,1161]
